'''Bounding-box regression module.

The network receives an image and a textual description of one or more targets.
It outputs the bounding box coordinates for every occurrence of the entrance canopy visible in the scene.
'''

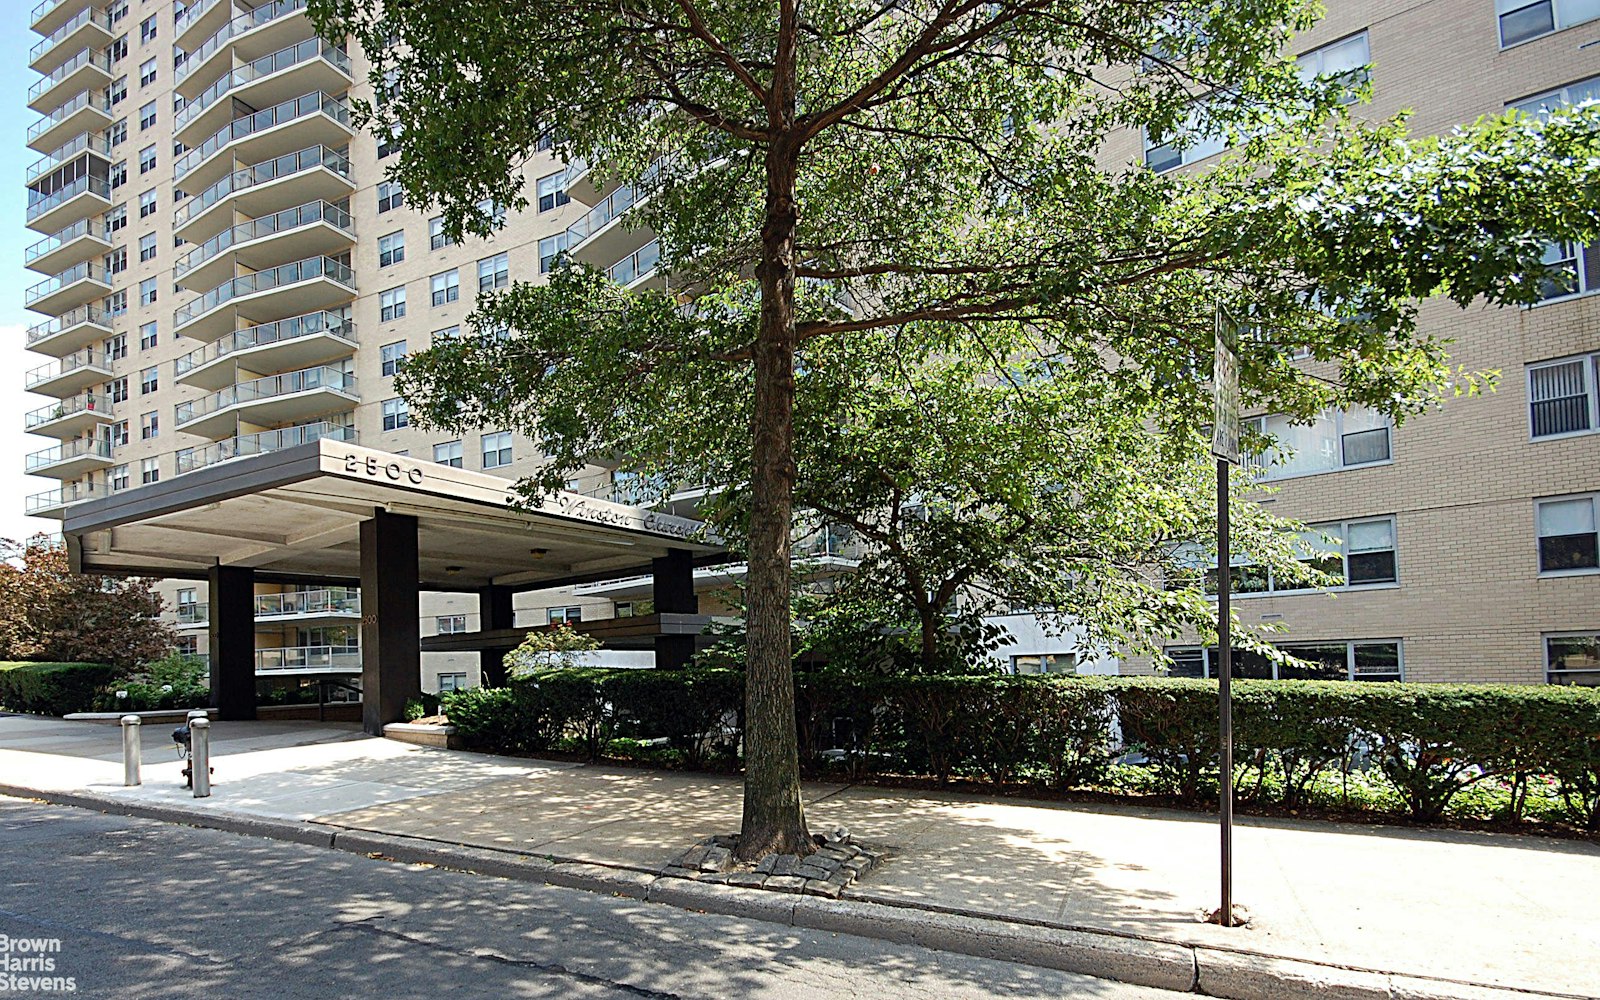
[64,439,724,590]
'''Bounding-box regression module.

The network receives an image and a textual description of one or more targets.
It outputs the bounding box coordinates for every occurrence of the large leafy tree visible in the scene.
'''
[313,0,1600,857]
[0,537,175,670]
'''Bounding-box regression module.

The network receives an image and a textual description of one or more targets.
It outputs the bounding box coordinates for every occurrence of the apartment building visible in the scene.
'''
[19,0,1600,692]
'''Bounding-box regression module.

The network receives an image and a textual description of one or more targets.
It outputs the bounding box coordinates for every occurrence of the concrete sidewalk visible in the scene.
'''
[2,715,1597,999]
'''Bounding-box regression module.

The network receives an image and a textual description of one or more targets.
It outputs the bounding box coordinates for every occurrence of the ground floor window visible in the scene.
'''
[1010,653,1076,675]
[437,672,468,693]
[1546,634,1600,686]
[548,606,582,625]
[1164,640,1402,681]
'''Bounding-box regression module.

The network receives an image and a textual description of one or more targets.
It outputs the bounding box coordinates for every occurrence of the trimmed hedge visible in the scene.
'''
[0,661,120,716]
[443,671,1600,832]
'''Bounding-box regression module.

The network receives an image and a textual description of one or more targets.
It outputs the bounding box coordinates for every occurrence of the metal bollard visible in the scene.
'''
[121,715,141,786]
[186,708,208,724]
[190,718,211,798]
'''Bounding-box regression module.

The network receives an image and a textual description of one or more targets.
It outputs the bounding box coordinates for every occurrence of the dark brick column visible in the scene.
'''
[208,565,256,720]
[478,584,515,686]
[652,548,698,669]
[360,511,422,735]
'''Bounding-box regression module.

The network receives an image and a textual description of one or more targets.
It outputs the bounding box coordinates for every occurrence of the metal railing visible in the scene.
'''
[29,7,111,65]
[28,47,112,105]
[27,305,107,346]
[174,200,354,279]
[175,421,356,475]
[175,311,354,377]
[175,39,350,133]
[174,254,356,329]
[175,144,351,228]
[25,217,100,267]
[254,587,359,617]
[27,89,112,146]
[173,602,210,625]
[25,480,99,514]
[606,239,661,286]
[25,260,106,306]
[564,161,662,248]
[25,435,112,472]
[174,91,350,182]
[30,0,67,28]
[176,365,357,426]
[24,348,109,389]
[26,174,110,223]
[174,0,226,38]
[24,393,112,430]
[177,0,310,83]
[26,131,113,184]
[255,645,362,672]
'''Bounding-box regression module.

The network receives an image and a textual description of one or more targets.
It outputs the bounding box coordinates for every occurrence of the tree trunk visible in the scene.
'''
[737,107,812,858]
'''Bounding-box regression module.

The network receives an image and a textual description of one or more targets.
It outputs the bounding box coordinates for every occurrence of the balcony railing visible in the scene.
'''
[25,435,111,472]
[174,0,226,38]
[177,0,310,84]
[175,144,352,228]
[176,310,354,377]
[25,217,102,267]
[174,254,356,329]
[564,161,662,247]
[174,200,354,279]
[28,47,112,105]
[26,174,110,224]
[176,421,356,475]
[24,348,110,389]
[27,306,108,346]
[255,587,359,617]
[25,260,106,307]
[26,131,113,184]
[255,645,361,673]
[607,239,661,286]
[173,602,210,625]
[176,39,351,133]
[174,91,350,182]
[176,365,357,426]
[24,480,99,515]
[30,0,67,28]
[24,393,112,430]
[29,7,111,66]
[27,89,112,146]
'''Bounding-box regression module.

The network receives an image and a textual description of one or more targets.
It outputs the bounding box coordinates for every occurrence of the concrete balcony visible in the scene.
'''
[174,0,230,50]
[172,253,356,341]
[31,0,92,37]
[26,306,113,357]
[27,46,112,112]
[173,365,358,439]
[253,587,360,623]
[177,0,314,94]
[174,144,353,241]
[175,311,355,390]
[28,6,111,74]
[25,130,113,185]
[25,260,110,315]
[174,39,352,146]
[174,199,355,292]
[565,166,661,270]
[24,348,112,396]
[606,239,664,291]
[25,435,113,479]
[174,420,355,476]
[173,91,352,191]
[24,392,113,438]
[171,602,210,628]
[25,216,112,275]
[27,89,113,153]
[24,480,101,518]
[26,173,111,234]
[255,645,361,674]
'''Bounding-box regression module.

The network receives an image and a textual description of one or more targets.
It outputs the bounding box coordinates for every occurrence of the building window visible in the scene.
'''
[381,397,409,431]
[108,119,128,148]
[106,334,128,360]
[1537,494,1599,573]
[139,57,156,88]
[378,230,405,267]
[432,325,461,343]
[108,0,127,24]
[138,144,156,174]
[1296,31,1370,97]
[429,216,455,250]
[138,232,157,262]
[139,100,157,130]
[109,420,129,447]
[105,291,128,318]
[109,76,128,106]
[377,180,404,213]
[108,377,128,403]
[547,606,582,625]
[437,672,468,692]
[431,269,460,306]
[1247,406,1391,480]
[139,277,157,305]
[477,253,509,292]
[105,205,127,235]
[105,247,127,275]
[1164,641,1403,681]
[1528,353,1599,438]
[140,366,158,395]
[109,34,127,63]
[433,440,462,467]
[1171,515,1397,595]
[1498,0,1600,47]
[1546,634,1600,685]
[139,322,157,350]
[536,170,570,212]
[376,122,400,159]
[139,13,157,43]
[140,410,158,440]
[477,198,507,227]
[111,160,128,190]
[436,615,468,634]
[1531,241,1599,303]
[379,285,407,322]
[1511,74,1600,119]
[1011,654,1077,675]
[141,457,159,485]
[614,600,653,618]
[110,464,130,491]
[138,189,157,218]
[540,233,569,273]
[482,431,512,469]
[380,340,407,377]
[1143,103,1226,172]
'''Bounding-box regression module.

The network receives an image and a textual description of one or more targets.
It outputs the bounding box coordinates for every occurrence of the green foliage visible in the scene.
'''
[0,661,119,716]
[91,651,211,713]
[403,694,442,721]
[0,537,175,670]
[504,624,603,679]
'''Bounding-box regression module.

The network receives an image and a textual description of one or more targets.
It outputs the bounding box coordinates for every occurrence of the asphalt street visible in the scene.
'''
[0,798,1186,1000]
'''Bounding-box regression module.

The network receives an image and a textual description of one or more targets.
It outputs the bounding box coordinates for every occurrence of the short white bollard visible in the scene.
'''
[120,715,141,786]
[190,717,211,798]
[186,708,208,724]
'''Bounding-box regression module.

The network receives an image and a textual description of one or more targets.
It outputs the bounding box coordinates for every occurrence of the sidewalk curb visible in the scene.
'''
[2,785,1582,1000]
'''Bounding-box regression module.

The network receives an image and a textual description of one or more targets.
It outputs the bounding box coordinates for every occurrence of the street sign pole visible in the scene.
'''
[1210,314,1240,929]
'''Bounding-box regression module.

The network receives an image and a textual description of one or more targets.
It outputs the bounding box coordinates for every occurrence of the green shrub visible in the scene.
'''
[0,661,119,716]
[91,652,211,713]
